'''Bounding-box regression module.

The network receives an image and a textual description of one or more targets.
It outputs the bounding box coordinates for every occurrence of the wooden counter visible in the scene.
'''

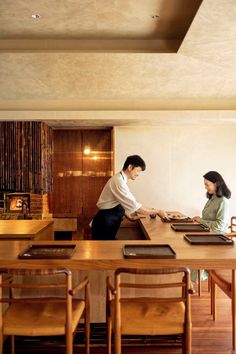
[0,216,235,269]
[0,216,235,322]
[0,220,54,241]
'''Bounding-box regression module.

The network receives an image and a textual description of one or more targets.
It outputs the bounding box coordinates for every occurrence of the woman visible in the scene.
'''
[193,171,231,233]
[192,171,231,284]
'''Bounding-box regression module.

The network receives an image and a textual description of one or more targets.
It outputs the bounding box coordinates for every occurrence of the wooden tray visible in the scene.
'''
[123,244,176,259]
[171,223,210,232]
[184,234,234,245]
[18,244,76,259]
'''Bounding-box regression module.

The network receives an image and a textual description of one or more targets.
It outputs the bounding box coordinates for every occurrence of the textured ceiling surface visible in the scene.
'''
[0,0,201,40]
[0,0,236,126]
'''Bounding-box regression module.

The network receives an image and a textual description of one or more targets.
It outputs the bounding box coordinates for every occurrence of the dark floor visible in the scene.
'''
[3,323,182,354]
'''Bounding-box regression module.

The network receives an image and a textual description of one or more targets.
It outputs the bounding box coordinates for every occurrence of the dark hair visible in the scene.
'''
[123,155,146,171]
[203,171,231,199]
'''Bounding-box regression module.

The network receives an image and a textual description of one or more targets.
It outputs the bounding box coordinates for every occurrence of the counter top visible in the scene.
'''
[0,216,235,270]
[0,220,54,240]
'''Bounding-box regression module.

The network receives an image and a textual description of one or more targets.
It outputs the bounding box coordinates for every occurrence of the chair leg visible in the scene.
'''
[114,331,121,354]
[208,273,211,292]
[210,276,213,315]
[0,334,2,354]
[66,336,72,354]
[66,316,73,354]
[186,336,192,354]
[11,335,15,354]
[85,309,90,354]
[198,270,202,296]
[114,317,121,354]
[107,317,112,354]
[232,269,236,350]
[211,278,216,320]
[183,325,192,354]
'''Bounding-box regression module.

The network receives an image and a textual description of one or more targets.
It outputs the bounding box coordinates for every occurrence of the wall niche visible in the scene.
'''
[52,128,113,218]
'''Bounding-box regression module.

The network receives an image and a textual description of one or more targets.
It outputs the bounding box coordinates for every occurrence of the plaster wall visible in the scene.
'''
[114,125,236,218]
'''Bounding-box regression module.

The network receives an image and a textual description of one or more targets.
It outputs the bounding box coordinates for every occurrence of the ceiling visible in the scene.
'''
[0,0,236,127]
[0,0,202,52]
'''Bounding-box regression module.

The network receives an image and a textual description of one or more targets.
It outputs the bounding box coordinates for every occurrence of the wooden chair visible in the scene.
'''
[230,216,236,233]
[198,217,236,297]
[106,267,192,354]
[209,269,236,349]
[208,218,236,349]
[0,268,90,354]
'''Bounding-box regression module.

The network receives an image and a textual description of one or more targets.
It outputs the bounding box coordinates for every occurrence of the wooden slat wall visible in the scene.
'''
[0,121,52,193]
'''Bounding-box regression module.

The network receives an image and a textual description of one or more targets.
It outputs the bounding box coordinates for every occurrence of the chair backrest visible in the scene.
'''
[112,267,191,326]
[0,267,90,354]
[0,267,72,324]
[0,268,72,303]
[107,267,191,352]
[114,267,190,300]
[230,216,236,233]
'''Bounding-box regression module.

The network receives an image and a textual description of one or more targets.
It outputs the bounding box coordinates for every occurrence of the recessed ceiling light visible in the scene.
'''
[32,14,41,19]
[151,15,160,20]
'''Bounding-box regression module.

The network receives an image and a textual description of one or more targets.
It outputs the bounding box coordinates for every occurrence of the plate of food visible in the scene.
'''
[160,212,193,223]
[167,213,189,220]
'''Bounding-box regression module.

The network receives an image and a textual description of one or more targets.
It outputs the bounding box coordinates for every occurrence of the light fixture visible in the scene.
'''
[32,14,41,19]
[83,145,91,155]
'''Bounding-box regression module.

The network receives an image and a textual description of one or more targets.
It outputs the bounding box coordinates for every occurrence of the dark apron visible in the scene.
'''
[91,204,125,240]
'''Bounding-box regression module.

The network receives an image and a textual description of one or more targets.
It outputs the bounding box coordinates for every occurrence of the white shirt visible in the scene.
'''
[96,171,142,215]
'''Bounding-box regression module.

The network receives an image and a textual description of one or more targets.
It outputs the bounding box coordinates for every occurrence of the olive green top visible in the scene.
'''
[200,194,229,233]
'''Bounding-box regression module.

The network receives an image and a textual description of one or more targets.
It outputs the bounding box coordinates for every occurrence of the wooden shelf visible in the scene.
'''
[52,129,112,218]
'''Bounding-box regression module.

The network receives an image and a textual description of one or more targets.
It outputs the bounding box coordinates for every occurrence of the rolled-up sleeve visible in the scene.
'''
[110,177,141,214]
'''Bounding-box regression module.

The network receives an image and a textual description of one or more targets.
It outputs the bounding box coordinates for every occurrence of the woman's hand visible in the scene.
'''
[192,216,201,223]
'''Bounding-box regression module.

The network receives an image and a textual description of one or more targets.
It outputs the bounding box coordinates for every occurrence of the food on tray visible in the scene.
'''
[167,213,188,220]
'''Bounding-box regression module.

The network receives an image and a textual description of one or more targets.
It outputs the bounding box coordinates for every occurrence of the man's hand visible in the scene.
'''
[125,213,141,221]
[192,216,201,223]
[157,209,169,220]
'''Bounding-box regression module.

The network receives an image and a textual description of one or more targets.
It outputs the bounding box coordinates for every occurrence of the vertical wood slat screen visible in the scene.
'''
[0,121,52,193]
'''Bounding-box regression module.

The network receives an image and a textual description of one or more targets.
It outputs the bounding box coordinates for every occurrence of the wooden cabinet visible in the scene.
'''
[52,129,112,218]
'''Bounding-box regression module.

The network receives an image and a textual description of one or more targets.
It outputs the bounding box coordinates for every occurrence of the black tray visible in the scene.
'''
[123,244,176,259]
[162,217,193,223]
[184,234,234,245]
[18,244,76,259]
[171,223,209,232]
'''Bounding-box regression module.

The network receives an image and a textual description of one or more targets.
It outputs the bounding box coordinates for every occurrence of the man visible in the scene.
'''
[91,155,168,240]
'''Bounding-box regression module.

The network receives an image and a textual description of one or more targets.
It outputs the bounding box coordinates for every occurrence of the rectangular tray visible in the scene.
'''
[184,234,234,245]
[161,217,193,223]
[18,244,76,259]
[171,223,210,232]
[123,244,176,259]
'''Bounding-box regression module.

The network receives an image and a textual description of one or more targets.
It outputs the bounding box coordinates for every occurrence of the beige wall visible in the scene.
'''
[114,125,236,218]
